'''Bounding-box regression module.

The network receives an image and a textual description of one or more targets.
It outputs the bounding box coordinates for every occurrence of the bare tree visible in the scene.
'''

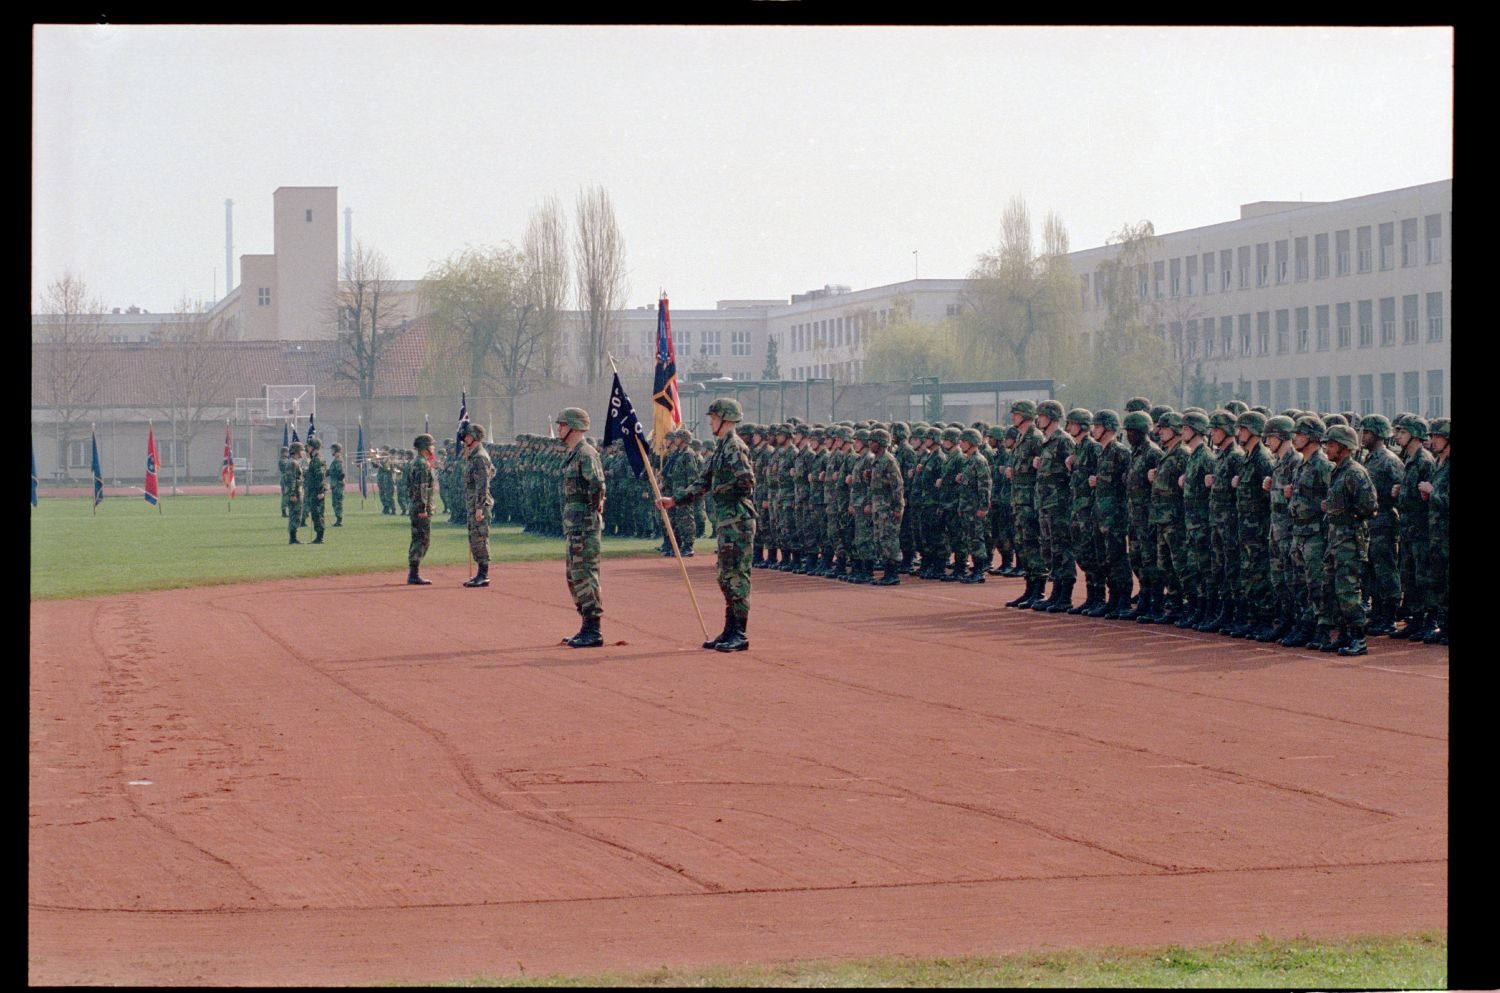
[33,274,105,478]
[421,246,542,435]
[333,242,406,429]
[1153,293,1208,408]
[1068,220,1172,409]
[523,196,569,383]
[154,297,237,489]
[573,185,628,385]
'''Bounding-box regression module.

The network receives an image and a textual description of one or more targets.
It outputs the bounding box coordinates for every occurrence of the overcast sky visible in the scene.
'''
[33,24,1452,314]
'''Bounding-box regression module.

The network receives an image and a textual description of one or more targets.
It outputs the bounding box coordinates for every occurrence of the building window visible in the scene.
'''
[733,371,752,382]
[1239,314,1252,356]
[1336,375,1352,411]
[1275,310,1289,354]
[1257,380,1271,407]
[1336,229,1351,276]
[1380,372,1397,416]
[1221,316,1233,356]
[1404,370,1421,415]
[1295,377,1311,409]
[258,287,271,306]
[1358,374,1375,416]
[1402,295,1419,344]
[702,330,721,357]
[948,302,963,317]
[1357,300,1374,348]
[1256,243,1270,287]
[1315,304,1329,351]
[1203,320,1215,357]
[1427,369,1444,417]
[673,329,691,354]
[1316,376,1331,412]
[1401,218,1418,267]
[1379,222,1395,270]
[1274,378,1291,409]
[1295,307,1309,353]
[1238,246,1252,289]
[1154,260,1165,299]
[1275,240,1289,284]
[66,439,91,469]
[1186,255,1197,296]
[1337,303,1352,350]
[1219,250,1232,291]
[157,439,187,468]
[1357,226,1373,273]
[1314,233,1329,279]
[1380,297,1396,346]
[1426,292,1443,341]
[305,209,313,222]
[1169,257,1181,297]
[731,330,750,356]
[1256,312,1270,355]
[1425,213,1442,264]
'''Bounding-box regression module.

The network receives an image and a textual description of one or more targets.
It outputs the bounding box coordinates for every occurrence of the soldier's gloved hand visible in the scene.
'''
[1231,476,1240,489]
[1031,456,1042,469]
[1205,473,1216,487]
[1417,481,1433,499]
[1005,467,1014,479]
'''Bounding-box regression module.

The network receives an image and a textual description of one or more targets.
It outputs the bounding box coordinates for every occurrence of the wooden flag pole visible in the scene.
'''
[609,354,708,641]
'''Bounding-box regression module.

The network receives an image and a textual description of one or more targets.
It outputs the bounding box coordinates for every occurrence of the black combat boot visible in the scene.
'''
[1421,613,1446,644]
[960,558,985,584]
[716,614,749,652]
[1005,576,1036,608]
[1279,619,1313,648]
[1366,599,1396,637]
[900,550,914,573]
[779,550,797,572]
[752,546,766,568]
[847,560,869,585]
[875,560,902,586]
[462,563,490,588]
[1118,585,1146,620]
[1045,577,1076,613]
[1195,599,1227,633]
[312,528,325,544]
[565,616,603,648]
[1226,604,1254,638]
[1320,627,1351,653]
[791,552,808,575]
[1388,607,1420,639]
[1068,582,1097,615]
[1031,579,1058,611]
[407,566,432,586]
[704,607,733,649]
[1154,590,1182,624]
[288,531,300,544]
[1405,611,1438,642]
[986,553,1006,577]
[334,516,343,527]
[1102,585,1131,619]
[1136,586,1164,623]
[1174,594,1200,628]
[1337,625,1368,656]
[1084,584,1114,618]
[1305,625,1334,651]
[1256,615,1288,642]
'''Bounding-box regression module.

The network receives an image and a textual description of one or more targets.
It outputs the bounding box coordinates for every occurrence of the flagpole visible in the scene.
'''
[610,354,709,641]
[91,423,97,517]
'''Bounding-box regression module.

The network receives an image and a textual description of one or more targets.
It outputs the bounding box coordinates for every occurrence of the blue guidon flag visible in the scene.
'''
[603,372,650,478]
[90,428,104,508]
[650,294,681,455]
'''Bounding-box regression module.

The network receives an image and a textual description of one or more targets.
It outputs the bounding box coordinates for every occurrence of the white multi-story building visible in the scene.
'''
[1070,179,1451,417]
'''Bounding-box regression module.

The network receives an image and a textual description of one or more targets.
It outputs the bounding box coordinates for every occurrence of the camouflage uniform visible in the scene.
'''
[1065,412,1103,607]
[1090,415,1133,616]
[1289,423,1334,634]
[849,433,877,577]
[278,450,291,517]
[1180,425,1216,617]
[986,428,1015,572]
[1009,414,1046,584]
[1360,422,1405,629]
[303,445,328,540]
[1124,429,1162,612]
[1148,420,1190,619]
[1205,418,1245,630]
[1034,411,1076,593]
[917,432,949,577]
[281,447,303,543]
[867,434,906,575]
[953,431,991,579]
[464,438,495,569]
[892,427,919,568]
[1267,421,1303,634]
[328,449,345,525]
[1425,422,1450,639]
[561,439,606,620]
[672,417,757,631]
[406,449,436,568]
[1321,438,1378,637]
[1233,424,1275,635]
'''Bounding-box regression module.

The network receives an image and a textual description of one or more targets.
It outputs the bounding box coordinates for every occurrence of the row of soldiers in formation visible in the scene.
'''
[277,439,345,543]
[727,398,1449,659]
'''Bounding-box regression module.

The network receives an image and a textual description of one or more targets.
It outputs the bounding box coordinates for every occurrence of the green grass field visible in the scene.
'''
[28,493,663,600]
[421,932,1446,988]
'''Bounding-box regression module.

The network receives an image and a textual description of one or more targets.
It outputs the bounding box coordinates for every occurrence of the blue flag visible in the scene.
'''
[603,372,649,478]
[455,390,469,449]
[291,425,300,444]
[356,423,368,500]
[282,421,289,449]
[90,429,104,508]
[307,412,317,441]
[30,438,38,507]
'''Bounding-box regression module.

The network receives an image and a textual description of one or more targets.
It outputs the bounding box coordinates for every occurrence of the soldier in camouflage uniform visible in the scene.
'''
[1177,410,1215,628]
[1262,415,1302,643]
[1389,416,1437,640]
[1419,419,1449,644]
[1358,415,1404,636]
[282,442,304,543]
[804,428,830,575]
[1119,410,1162,620]
[952,427,991,584]
[932,426,966,582]
[848,428,877,583]
[1031,400,1077,610]
[1198,411,1245,633]
[865,428,906,584]
[790,425,817,573]
[663,430,700,556]
[1318,424,1379,656]
[277,445,291,517]
[1287,417,1335,649]
[304,437,329,544]
[556,408,606,648]
[461,423,495,588]
[985,425,1017,576]
[328,442,345,526]
[1063,409,1103,613]
[1005,401,1048,607]
[1142,410,1188,624]
[1087,411,1133,619]
[394,451,409,516]
[890,423,918,572]
[912,426,944,579]
[1231,411,1275,639]
[658,397,757,653]
[405,434,437,586]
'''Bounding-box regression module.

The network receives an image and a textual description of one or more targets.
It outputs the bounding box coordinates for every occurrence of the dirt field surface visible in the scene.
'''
[29,559,1448,986]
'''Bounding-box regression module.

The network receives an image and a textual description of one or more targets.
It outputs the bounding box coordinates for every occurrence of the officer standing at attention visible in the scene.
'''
[328,442,345,527]
[304,437,329,544]
[405,434,437,586]
[283,442,304,544]
[461,423,495,588]
[557,408,606,648]
[657,398,757,653]
[1319,424,1379,656]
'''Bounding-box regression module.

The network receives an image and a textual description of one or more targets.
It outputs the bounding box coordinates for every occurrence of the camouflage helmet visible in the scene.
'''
[413,433,434,451]
[1396,415,1428,440]
[1065,407,1093,427]
[1264,415,1297,440]
[1225,400,1249,415]
[1341,410,1360,426]
[1093,409,1121,432]
[790,422,807,436]
[288,441,303,454]
[891,421,910,440]
[1251,405,1270,416]
[555,406,591,431]
[1280,408,1301,419]
[1323,424,1359,449]
[786,415,804,427]
[1122,410,1153,432]
[1181,410,1211,435]
[1036,399,1065,420]
[960,427,984,446]
[1150,404,1174,423]
[911,421,931,433]
[1360,414,1393,440]
[1393,411,1417,429]
[986,424,1008,441]
[1156,410,1184,431]
[1004,426,1019,441]
[1429,417,1450,439]
[330,442,342,453]
[1236,410,1268,436]
[809,426,826,440]
[707,397,743,422]
[1323,413,1348,428]
[853,428,871,442]
[307,436,321,450]
[869,428,892,446]
[940,426,962,444]
[1010,399,1037,418]
[1124,396,1152,413]
[736,423,754,438]
[1209,409,1238,431]
[463,422,486,442]
[1293,415,1326,441]
[837,425,855,441]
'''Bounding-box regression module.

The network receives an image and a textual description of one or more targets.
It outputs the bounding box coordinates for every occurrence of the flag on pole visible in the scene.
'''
[90,428,104,508]
[455,390,469,449]
[31,438,38,507]
[424,412,430,435]
[603,372,649,477]
[220,422,236,497]
[291,424,301,444]
[651,294,681,454]
[282,420,290,449]
[306,412,317,441]
[356,422,368,499]
[144,426,160,505]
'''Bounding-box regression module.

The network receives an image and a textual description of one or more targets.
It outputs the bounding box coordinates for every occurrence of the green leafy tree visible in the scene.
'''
[1063,220,1172,410]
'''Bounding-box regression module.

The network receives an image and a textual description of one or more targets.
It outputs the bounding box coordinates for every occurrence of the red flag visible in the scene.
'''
[144,426,160,506]
[220,423,236,497]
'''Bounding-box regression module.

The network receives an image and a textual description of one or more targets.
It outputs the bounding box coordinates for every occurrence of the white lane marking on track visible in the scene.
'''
[1145,764,1201,769]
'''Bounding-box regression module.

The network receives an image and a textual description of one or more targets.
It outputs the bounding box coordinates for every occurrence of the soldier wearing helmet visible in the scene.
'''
[890,422,920,572]
[1355,415,1404,635]
[1230,411,1276,640]
[661,426,700,560]
[1085,410,1132,617]
[865,427,907,584]
[1280,416,1334,648]
[282,442,305,544]
[1115,409,1163,620]
[1003,399,1048,604]
[657,397,757,651]
[1387,415,1435,640]
[553,408,606,647]
[949,427,991,584]
[1030,399,1077,610]
[825,424,857,580]
[1196,411,1244,635]
[789,423,819,574]
[1317,423,1379,656]
[984,423,1016,576]
[1418,418,1450,643]
[1061,408,1105,613]
[460,422,496,588]
[1259,415,1302,644]
[1176,409,1215,630]
[1141,410,1189,624]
